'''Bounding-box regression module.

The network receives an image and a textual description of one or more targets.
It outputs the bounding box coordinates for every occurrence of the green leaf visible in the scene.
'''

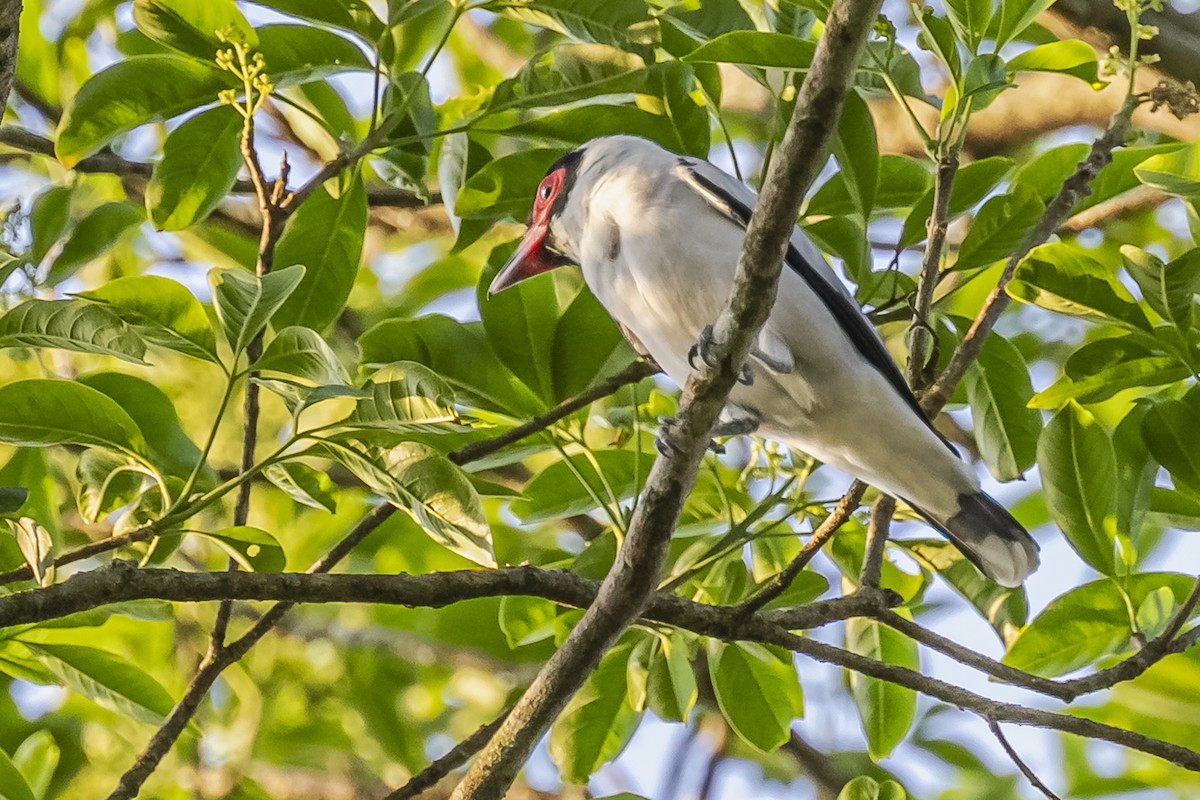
[1007,39,1100,84]
[1038,402,1118,575]
[1136,586,1176,641]
[375,73,436,196]
[332,442,494,566]
[965,334,1041,481]
[1142,399,1200,495]
[249,0,384,39]
[198,526,286,571]
[639,60,709,158]
[1030,356,1188,408]
[498,596,558,648]
[12,730,58,800]
[74,449,144,523]
[953,184,1044,271]
[0,487,27,514]
[146,105,243,230]
[709,641,802,752]
[346,361,459,430]
[357,315,544,416]
[55,56,234,166]
[46,202,144,284]
[28,186,71,265]
[1003,579,1131,677]
[831,90,878,215]
[551,287,628,401]
[994,0,1056,48]
[1135,141,1200,197]
[263,461,339,512]
[455,148,566,222]
[478,243,561,401]
[944,0,991,53]
[646,632,697,722]
[209,264,306,356]
[132,0,257,60]
[900,156,1013,248]
[962,53,1008,109]
[512,450,653,523]
[271,179,367,332]
[20,642,175,723]
[845,615,918,759]
[549,644,640,783]
[1113,403,1156,548]
[7,517,54,587]
[0,380,147,456]
[683,30,815,68]
[900,539,1027,646]
[1008,244,1152,332]
[492,0,657,51]
[76,275,218,363]
[1120,246,1200,332]
[254,24,373,83]
[838,776,906,800]
[256,326,350,386]
[0,746,35,800]
[78,372,207,482]
[914,11,961,82]
[0,299,148,364]
[488,43,650,113]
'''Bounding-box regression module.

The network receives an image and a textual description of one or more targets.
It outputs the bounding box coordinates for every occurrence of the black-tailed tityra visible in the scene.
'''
[488,135,1039,587]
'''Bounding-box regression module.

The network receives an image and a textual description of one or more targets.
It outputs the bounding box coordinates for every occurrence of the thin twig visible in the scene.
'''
[988,719,1063,800]
[736,480,867,617]
[907,145,959,385]
[860,495,895,590]
[382,709,511,800]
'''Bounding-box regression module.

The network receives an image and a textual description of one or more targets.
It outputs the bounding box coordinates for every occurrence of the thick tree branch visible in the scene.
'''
[0,0,20,117]
[452,6,884,796]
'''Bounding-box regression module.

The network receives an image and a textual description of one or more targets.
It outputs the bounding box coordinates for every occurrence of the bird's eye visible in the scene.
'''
[539,183,552,201]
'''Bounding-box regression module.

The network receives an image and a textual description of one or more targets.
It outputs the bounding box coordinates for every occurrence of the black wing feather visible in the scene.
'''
[681,162,943,438]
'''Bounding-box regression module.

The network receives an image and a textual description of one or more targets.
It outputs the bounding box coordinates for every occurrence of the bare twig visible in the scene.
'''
[1057,184,1169,233]
[907,146,960,384]
[382,710,511,800]
[860,495,895,590]
[988,720,1063,800]
[736,480,867,616]
[783,732,849,800]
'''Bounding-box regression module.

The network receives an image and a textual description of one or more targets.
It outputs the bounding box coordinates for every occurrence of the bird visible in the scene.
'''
[487,135,1040,587]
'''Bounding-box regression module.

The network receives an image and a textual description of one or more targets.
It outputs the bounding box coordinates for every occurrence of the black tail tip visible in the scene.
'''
[941,493,1040,588]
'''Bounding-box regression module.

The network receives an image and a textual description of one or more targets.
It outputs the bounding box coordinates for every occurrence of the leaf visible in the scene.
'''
[994,0,1056,48]
[132,0,257,60]
[944,0,991,53]
[1030,356,1188,408]
[838,776,907,800]
[78,372,207,482]
[28,186,71,265]
[1007,39,1100,84]
[375,73,436,195]
[256,326,350,386]
[478,244,561,401]
[254,24,373,83]
[209,264,306,356]
[55,56,234,166]
[46,202,144,284]
[1120,246,1200,332]
[74,449,144,523]
[638,60,708,158]
[1008,244,1152,332]
[263,461,339,512]
[1113,403,1156,547]
[76,276,215,364]
[345,361,460,431]
[492,0,657,51]
[831,90,877,215]
[455,148,566,223]
[250,0,384,39]
[684,29,815,68]
[899,156,1013,248]
[146,105,243,230]
[962,53,1009,109]
[1136,586,1176,641]
[12,730,58,800]
[1003,580,1131,677]
[0,299,147,364]
[845,615,918,759]
[488,43,649,113]
[646,632,697,722]
[332,442,494,566]
[709,641,802,752]
[0,746,35,800]
[7,518,54,587]
[551,287,628,400]
[1142,399,1200,495]
[965,334,1041,481]
[549,644,640,783]
[498,596,558,648]
[1135,141,1200,197]
[900,539,1027,646]
[271,179,367,332]
[512,450,653,523]
[1038,402,1118,575]
[198,526,286,571]
[0,380,147,456]
[953,184,1044,271]
[20,642,175,723]
[0,488,27,514]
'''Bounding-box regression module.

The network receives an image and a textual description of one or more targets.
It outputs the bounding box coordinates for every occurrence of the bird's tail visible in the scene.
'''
[911,492,1040,588]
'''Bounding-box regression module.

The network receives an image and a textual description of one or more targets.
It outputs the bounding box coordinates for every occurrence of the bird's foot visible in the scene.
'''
[656,415,759,457]
[687,324,754,385]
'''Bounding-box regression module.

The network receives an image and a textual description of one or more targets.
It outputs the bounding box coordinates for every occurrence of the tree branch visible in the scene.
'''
[988,720,1063,800]
[382,710,510,800]
[0,0,20,117]
[452,6,885,796]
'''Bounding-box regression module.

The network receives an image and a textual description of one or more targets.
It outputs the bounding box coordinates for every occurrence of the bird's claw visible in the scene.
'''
[687,324,754,385]
[656,415,726,456]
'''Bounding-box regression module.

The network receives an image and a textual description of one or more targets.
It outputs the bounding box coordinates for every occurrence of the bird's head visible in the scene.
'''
[487,148,585,296]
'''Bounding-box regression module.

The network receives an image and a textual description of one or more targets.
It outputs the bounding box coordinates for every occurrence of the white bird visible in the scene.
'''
[488,135,1039,587]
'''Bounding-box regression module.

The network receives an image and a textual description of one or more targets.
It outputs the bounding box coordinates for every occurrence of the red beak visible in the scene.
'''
[488,221,556,296]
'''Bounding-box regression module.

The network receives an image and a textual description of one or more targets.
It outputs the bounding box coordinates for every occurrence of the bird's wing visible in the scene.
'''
[674,156,938,436]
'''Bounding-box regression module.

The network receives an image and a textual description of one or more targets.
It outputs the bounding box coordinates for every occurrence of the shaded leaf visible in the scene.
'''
[683,31,814,68]
[1008,244,1151,332]
[846,615,918,759]
[0,746,35,800]
[549,644,640,782]
[0,299,147,364]
[77,275,218,362]
[1120,246,1200,332]
[256,326,350,386]
[953,184,1044,271]
[210,264,306,356]
[46,203,144,284]
[263,461,339,512]
[488,44,649,113]
[965,334,1041,481]
[0,380,147,456]
[709,641,802,752]
[1142,399,1200,495]
[132,0,257,60]
[198,526,286,571]
[20,642,175,723]
[146,105,243,230]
